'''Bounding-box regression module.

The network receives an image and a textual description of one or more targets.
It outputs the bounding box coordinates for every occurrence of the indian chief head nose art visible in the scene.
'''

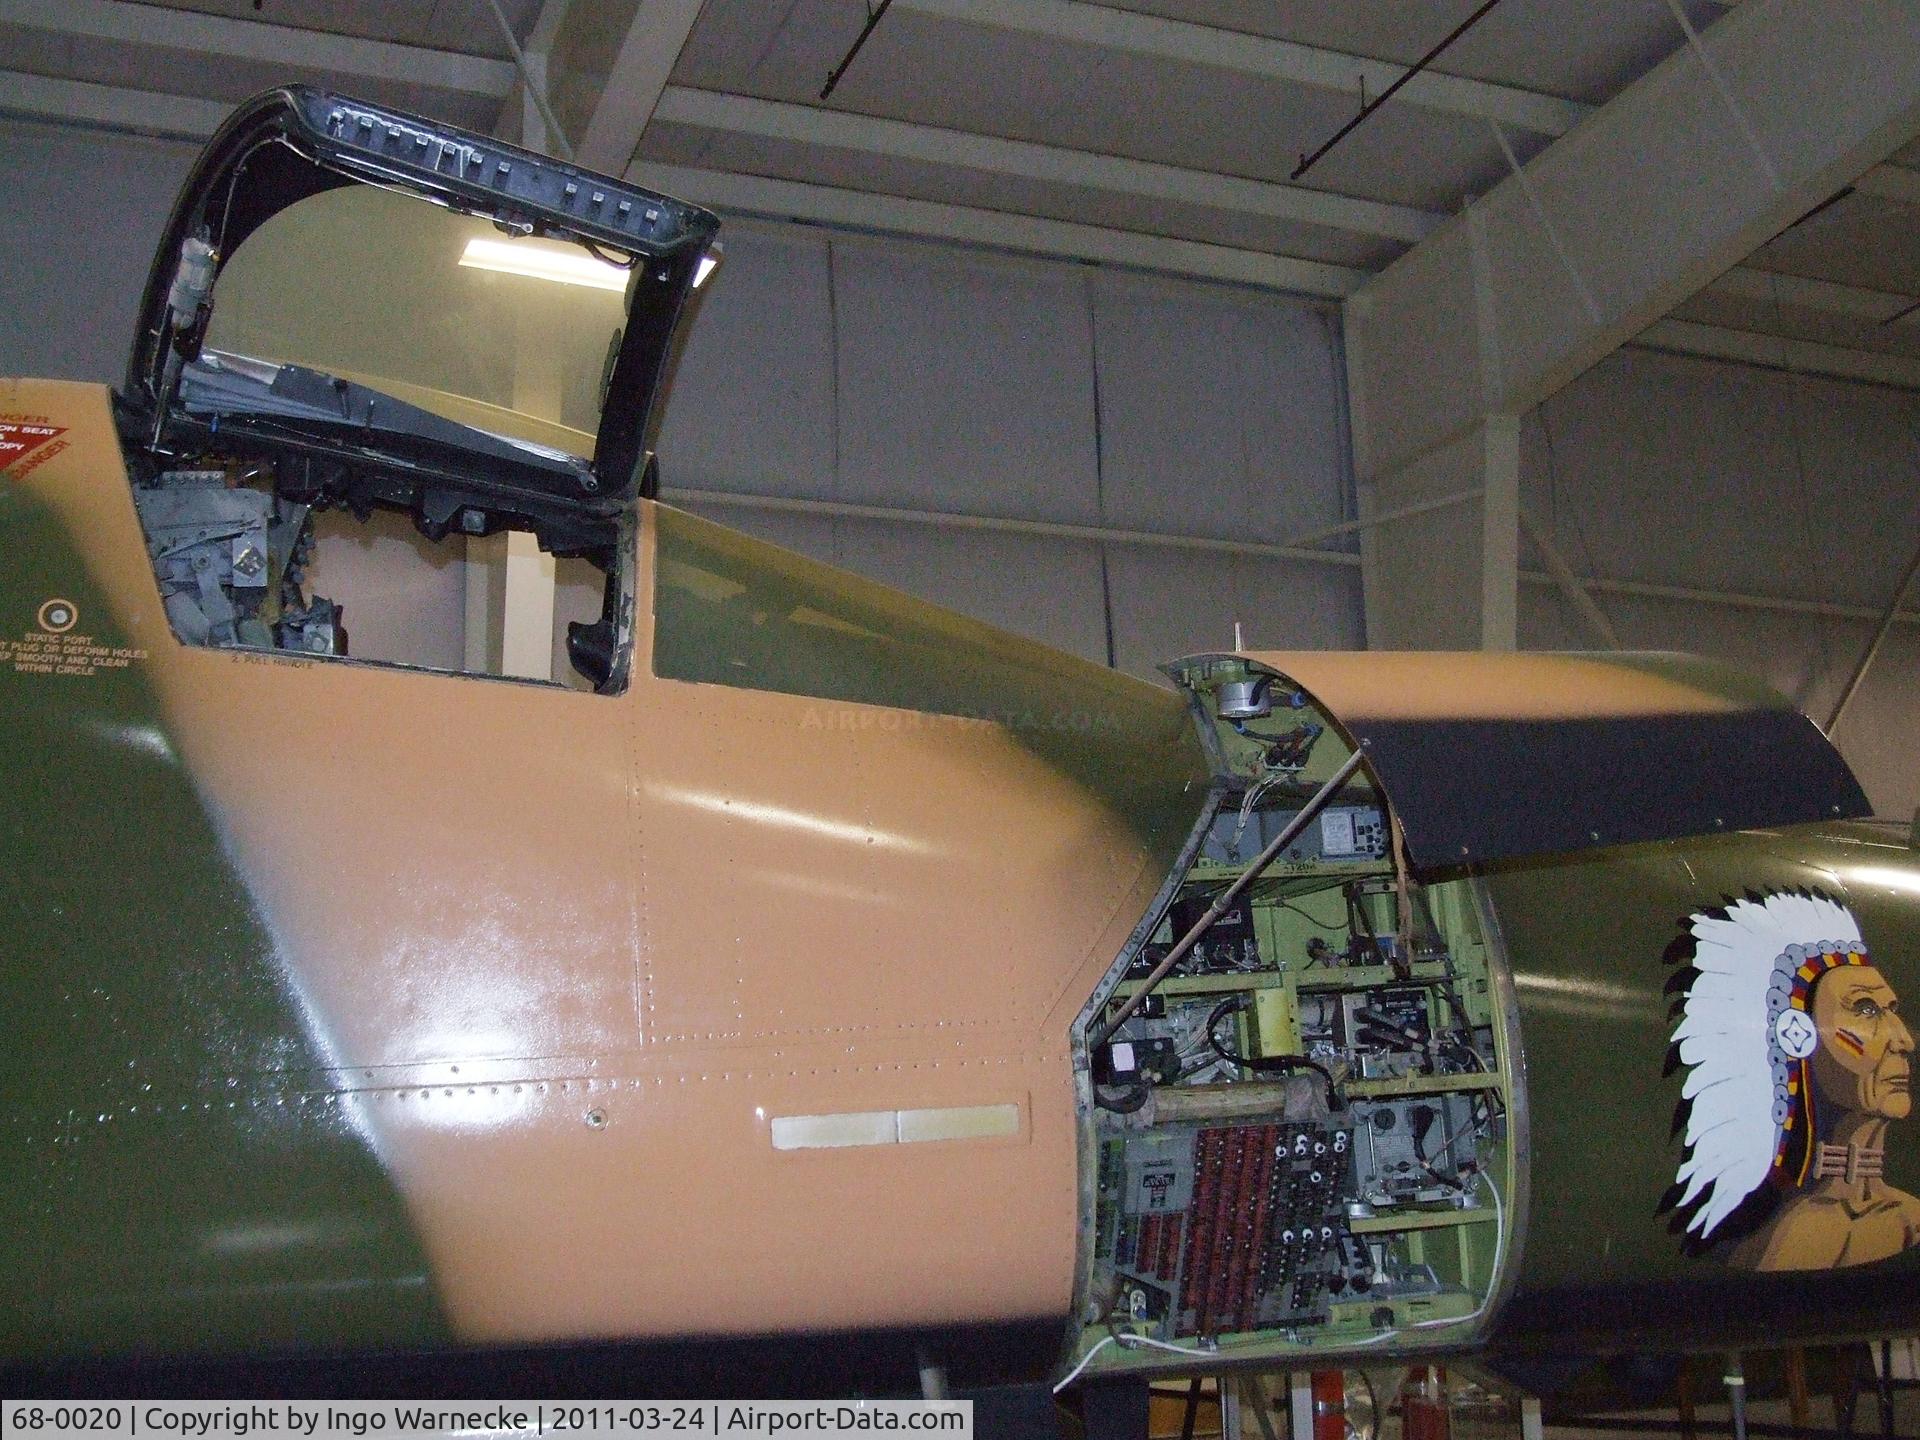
[1666,891,1918,1271]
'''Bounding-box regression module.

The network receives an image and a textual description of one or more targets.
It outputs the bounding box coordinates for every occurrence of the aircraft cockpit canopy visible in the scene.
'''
[115,87,720,695]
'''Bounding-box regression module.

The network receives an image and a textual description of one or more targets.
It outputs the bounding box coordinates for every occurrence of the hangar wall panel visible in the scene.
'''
[1090,277,1349,547]
[1521,348,1920,818]
[655,229,838,500]
[1105,545,1364,678]
[0,120,197,385]
[829,240,1101,523]
[657,225,1359,678]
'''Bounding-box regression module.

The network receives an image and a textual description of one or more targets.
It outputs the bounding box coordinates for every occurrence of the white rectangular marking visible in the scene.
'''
[770,1103,1022,1150]
[770,1110,896,1151]
[897,1103,1021,1144]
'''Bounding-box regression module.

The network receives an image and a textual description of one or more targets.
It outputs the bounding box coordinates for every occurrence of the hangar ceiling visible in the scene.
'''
[2,0,1919,388]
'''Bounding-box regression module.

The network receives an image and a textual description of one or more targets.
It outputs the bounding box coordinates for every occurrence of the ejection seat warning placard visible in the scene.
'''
[1,601,147,678]
[0,420,68,475]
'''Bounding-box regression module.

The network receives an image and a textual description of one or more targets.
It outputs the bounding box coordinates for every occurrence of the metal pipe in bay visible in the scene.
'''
[1725,1353,1749,1440]
[1091,748,1367,1049]
[1148,1080,1311,1124]
[1291,0,1504,180]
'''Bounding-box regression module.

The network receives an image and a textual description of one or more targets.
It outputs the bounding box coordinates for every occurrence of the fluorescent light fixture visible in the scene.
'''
[693,251,720,289]
[458,236,628,292]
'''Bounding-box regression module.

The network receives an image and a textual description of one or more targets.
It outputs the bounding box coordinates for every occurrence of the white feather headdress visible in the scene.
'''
[1670,892,1866,1238]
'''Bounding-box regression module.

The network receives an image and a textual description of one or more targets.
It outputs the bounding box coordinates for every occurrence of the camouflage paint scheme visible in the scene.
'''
[5,375,1919,1379]
[1,398,448,1359]
[0,378,1204,1363]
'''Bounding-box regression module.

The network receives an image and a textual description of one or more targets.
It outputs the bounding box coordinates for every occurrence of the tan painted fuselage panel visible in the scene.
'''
[1218,649,1789,722]
[5,379,1198,1345]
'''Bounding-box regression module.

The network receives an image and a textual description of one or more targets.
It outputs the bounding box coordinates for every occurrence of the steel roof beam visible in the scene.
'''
[1705,266,1920,324]
[1345,0,1920,648]
[0,69,223,139]
[1634,318,1920,390]
[0,0,515,98]
[1350,0,1920,477]
[0,64,1367,294]
[626,161,1366,297]
[1854,162,1920,204]
[574,0,710,174]
[487,0,574,150]
[892,0,1589,137]
[526,0,576,56]
[654,86,1442,244]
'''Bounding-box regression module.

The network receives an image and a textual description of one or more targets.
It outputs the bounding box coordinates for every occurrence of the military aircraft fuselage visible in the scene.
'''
[1,379,1203,1366]
[4,86,1918,1399]
[6,377,1919,1390]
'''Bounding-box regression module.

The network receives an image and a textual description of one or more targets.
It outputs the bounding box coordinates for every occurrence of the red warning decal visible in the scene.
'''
[0,422,68,473]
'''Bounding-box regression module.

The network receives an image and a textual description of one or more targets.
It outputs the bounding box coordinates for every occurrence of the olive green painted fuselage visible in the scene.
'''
[0,479,450,1360]
[1487,821,1920,1355]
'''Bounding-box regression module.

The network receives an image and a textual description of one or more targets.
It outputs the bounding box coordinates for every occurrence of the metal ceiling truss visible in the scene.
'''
[0,0,514,97]
[6,56,1920,350]
[891,0,1588,137]
[0,69,227,141]
[1703,268,1920,327]
[652,85,1441,245]
[1635,319,1920,392]
[2,0,1918,374]
[623,160,1367,298]
[574,0,710,173]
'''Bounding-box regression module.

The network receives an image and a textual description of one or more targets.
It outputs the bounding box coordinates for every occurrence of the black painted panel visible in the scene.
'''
[1353,709,1870,867]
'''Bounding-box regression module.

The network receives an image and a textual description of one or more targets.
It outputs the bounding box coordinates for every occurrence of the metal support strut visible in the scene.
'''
[481,0,573,159]
[1826,537,1920,735]
[1726,1353,1749,1440]
[1093,749,1367,1048]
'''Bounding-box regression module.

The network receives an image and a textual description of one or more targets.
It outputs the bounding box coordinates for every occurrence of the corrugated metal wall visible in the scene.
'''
[651,224,1362,677]
[1520,348,1920,819]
